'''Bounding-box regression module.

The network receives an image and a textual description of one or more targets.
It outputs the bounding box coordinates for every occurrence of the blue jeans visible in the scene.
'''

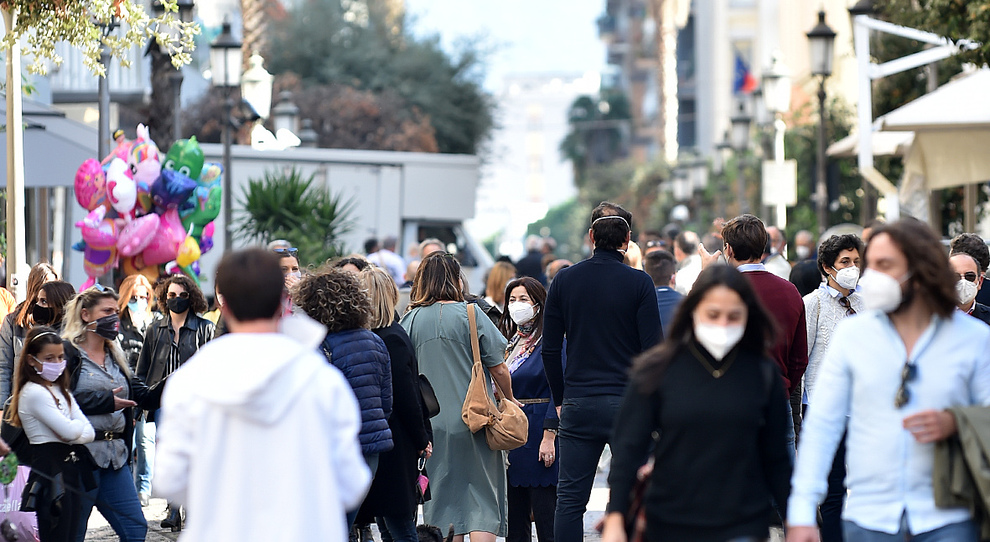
[75,465,148,542]
[843,517,977,542]
[132,416,155,496]
[555,395,623,542]
[346,453,379,529]
[377,514,418,542]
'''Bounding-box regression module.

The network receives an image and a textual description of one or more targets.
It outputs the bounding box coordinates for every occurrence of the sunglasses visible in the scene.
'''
[273,248,299,257]
[837,296,856,317]
[956,272,980,283]
[129,296,150,304]
[166,291,191,299]
[894,359,918,409]
[91,283,116,295]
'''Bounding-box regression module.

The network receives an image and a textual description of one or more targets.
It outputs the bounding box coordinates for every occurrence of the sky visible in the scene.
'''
[403,0,607,91]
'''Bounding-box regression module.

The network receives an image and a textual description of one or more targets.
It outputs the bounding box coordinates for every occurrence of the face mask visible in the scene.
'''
[32,357,66,382]
[128,299,148,314]
[167,297,190,314]
[795,246,811,260]
[88,314,120,340]
[831,266,860,291]
[957,278,979,306]
[859,269,909,313]
[693,320,745,361]
[507,301,536,326]
[32,305,53,325]
[289,271,302,279]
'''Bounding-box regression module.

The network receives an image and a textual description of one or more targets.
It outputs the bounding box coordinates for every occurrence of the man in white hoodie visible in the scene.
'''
[154,248,371,541]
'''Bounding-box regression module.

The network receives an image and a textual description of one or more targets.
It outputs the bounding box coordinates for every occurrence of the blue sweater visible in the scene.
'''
[322,328,394,454]
[543,248,662,404]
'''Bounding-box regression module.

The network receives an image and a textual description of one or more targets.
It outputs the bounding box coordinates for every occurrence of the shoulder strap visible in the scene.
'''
[466,303,481,365]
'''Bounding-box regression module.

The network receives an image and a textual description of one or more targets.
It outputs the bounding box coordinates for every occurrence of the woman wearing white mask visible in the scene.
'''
[7,326,94,542]
[601,265,791,542]
[496,277,560,542]
[800,234,864,541]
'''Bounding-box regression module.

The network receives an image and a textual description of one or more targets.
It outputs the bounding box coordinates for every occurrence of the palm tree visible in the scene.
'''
[235,167,355,266]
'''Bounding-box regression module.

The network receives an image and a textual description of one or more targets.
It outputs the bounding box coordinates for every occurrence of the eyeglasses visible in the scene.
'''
[895,359,918,409]
[273,248,299,257]
[166,291,190,299]
[955,272,980,283]
[837,296,856,316]
[645,240,666,249]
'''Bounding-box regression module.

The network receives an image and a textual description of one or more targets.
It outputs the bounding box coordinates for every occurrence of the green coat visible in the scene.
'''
[933,406,990,541]
[401,301,510,536]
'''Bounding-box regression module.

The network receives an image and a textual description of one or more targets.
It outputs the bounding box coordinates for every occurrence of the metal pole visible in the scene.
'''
[172,70,184,143]
[816,78,828,235]
[4,8,27,301]
[222,90,234,252]
[737,155,748,214]
[98,46,111,163]
[774,116,787,230]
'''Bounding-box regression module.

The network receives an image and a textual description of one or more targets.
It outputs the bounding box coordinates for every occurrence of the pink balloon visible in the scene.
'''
[142,209,187,266]
[106,158,137,216]
[76,207,119,247]
[117,214,159,257]
[202,221,215,238]
[74,159,107,211]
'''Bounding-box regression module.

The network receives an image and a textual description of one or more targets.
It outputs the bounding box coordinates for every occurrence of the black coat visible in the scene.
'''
[971,302,990,325]
[135,313,213,422]
[358,322,432,518]
[117,310,148,371]
[64,340,161,462]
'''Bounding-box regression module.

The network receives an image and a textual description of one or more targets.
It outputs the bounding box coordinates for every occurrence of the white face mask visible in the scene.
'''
[957,278,979,306]
[507,301,536,326]
[859,269,909,313]
[795,246,811,260]
[831,266,860,291]
[693,321,745,361]
[289,271,302,279]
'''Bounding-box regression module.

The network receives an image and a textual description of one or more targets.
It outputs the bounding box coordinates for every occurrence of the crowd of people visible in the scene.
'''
[0,202,989,542]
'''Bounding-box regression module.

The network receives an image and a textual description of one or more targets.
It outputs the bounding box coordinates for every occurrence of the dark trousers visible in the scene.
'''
[554,395,622,542]
[508,484,557,542]
[820,433,847,542]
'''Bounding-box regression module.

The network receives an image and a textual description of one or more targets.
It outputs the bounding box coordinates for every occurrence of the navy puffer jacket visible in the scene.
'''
[322,328,394,454]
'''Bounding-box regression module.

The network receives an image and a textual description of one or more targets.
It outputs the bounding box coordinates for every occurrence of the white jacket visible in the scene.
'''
[154,314,371,542]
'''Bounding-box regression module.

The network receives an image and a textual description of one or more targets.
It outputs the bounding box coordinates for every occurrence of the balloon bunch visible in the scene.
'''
[73,124,221,289]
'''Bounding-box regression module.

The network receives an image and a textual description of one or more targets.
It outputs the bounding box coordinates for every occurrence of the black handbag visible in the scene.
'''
[419,374,440,418]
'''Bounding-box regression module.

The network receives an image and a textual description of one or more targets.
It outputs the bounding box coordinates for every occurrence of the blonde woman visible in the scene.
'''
[62,286,160,542]
[484,261,516,313]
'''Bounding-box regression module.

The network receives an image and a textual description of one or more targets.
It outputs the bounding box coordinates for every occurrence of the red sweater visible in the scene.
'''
[743,270,808,394]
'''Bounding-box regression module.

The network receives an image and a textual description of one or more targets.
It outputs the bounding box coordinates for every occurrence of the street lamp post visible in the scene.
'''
[807,10,836,235]
[730,100,753,214]
[211,21,243,253]
[714,132,732,218]
[762,51,792,229]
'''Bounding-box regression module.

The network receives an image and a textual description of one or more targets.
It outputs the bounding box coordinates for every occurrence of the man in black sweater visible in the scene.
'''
[543,202,662,541]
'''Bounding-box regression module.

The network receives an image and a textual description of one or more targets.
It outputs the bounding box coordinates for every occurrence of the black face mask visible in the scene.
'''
[32,305,53,325]
[167,297,190,315]
[89,314,120,341]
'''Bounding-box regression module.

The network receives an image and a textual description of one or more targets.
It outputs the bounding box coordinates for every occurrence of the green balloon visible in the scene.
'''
[163,137,204,181]
[181,183,222,238]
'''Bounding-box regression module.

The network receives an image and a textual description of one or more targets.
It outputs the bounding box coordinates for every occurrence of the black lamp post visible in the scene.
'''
[730,100,753,214]
[807,9,836,235]
[151,0,195,145]
[211,21,243,252]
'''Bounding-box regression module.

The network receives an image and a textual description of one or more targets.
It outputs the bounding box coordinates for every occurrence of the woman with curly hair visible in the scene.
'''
[135,274,214,526]
[293,267,393,530]
[401,251,516,542]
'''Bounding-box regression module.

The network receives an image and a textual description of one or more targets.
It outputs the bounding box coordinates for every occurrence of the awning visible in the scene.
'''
[880,69,990,132]
[827,130,914,158]
[0,99,98,188]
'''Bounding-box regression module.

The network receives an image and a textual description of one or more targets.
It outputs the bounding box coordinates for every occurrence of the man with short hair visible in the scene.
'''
[790,230,822,297]
[950,232,990,307]
[643,250,682,337]
[419,238,444,259]
[672,230,702,295]
[516,234,548,285]
[703,214,807,455]
[543,202,661,541]
[788,219,990,541]
[949,253,990,324]
[367,235,406,285]
[764,226,792,279]
[154,248,370,541]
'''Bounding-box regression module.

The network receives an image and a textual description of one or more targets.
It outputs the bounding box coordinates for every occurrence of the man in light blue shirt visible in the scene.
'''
[788,219,990,542]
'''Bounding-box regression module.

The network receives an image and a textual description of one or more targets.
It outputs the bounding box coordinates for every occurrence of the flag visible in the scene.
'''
[734,54,758,95]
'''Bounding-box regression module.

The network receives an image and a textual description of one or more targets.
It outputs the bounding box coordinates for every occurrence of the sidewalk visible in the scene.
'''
[84,498,178,542]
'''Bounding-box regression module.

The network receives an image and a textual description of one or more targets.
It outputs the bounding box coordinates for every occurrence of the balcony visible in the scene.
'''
[49,41,147,105]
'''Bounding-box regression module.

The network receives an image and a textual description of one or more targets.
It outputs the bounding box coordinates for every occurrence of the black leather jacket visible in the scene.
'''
[135,313,214,391]
[118,310,149,372]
